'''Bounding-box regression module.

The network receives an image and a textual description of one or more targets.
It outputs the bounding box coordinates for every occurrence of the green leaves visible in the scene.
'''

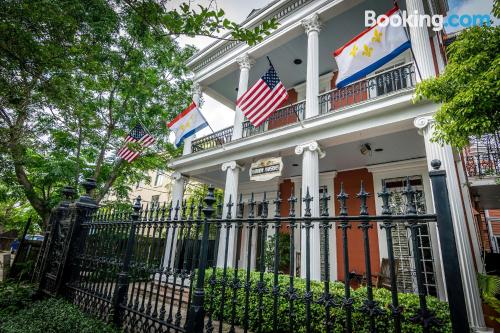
[415,25,500,148]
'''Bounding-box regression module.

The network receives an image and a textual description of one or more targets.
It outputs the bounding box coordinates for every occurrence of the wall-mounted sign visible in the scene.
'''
[250,157,283,182]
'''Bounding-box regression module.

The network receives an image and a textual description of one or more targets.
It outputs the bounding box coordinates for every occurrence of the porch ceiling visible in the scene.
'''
[205,0,410,107]
[190,128,426,187]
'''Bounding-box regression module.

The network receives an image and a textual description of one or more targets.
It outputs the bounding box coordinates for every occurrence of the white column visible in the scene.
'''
[302,13,321,118]
[414,116,488,332]
[182,82,204,155]
[295,141,325,280]
[405,0,436,81]
[456,157,485,273]
[163,171,186,270]
[217,161,244,267]
[232,54,254,140]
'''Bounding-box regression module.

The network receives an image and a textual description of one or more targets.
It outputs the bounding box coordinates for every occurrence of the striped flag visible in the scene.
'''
[117,124,155,163]
[236,62,288,127]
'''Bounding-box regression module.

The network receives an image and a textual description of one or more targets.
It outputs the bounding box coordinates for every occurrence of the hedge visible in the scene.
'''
[202,268,451,333]
[0,282,118,333]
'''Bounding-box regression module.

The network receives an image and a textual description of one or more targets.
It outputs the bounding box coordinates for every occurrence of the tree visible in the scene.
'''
[415,6,499,148]
[0,0,277,228]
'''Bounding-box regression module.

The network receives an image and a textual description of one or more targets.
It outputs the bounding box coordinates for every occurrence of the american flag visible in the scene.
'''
[236,63,288,127]
[117,124,155,163]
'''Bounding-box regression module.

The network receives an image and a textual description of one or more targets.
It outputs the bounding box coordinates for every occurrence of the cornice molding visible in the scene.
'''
[189,0,314,72]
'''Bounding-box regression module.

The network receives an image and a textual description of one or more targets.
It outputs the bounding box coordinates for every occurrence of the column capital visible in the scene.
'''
[301,13,321,34]
[236,53,255,70]
[221,161,244,172]
[172,171,187,182]
[414,115,435,135]
[192,82,204,107]
[295,141,325,158]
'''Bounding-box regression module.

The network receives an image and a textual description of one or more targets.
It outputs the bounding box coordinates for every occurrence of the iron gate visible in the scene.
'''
[35,160,470,333]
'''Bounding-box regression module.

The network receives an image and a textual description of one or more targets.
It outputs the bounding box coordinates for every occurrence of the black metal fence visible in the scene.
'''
[34,160,470,333]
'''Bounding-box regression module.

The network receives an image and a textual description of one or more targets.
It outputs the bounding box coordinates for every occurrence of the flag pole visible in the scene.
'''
[394,0,425,81]
[266,56,305,129]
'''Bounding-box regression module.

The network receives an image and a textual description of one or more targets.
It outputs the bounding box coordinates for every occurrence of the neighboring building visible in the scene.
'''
[105,170,201,207]
[167,0,496,330]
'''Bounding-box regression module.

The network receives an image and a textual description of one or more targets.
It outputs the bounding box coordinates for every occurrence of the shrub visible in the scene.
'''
[0,297,119,333]
[0,282,37,320]
[202,268,451,333]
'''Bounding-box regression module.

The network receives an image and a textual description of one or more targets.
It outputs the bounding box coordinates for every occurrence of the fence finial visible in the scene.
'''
[273,191,282,218]
[356,181,370,216]
[248,193,256,218]
[378,184,392,216]
[337,182,349,216]
[202,185,216,218]
[402,177,417,215]
[237,193,244,218]
[132,196,142,220]
[431,159,441,170]
[261,192,269,218]
[303,187,312,217]
[320,189,331,217]
[288,192,297,217]
[226,194,233,219]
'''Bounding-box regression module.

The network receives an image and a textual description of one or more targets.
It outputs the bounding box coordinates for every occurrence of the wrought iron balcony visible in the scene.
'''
[318,62,416,115]
[242,100,305,138]
[464,132,500,178]
[191,126,233,153]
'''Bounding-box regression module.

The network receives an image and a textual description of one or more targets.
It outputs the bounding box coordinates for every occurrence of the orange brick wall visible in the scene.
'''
[278,179,294,234]
[334,168,380,281]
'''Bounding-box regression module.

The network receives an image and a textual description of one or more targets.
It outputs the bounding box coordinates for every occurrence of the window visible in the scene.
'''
[154,171,165,187]
[151,195,160,208]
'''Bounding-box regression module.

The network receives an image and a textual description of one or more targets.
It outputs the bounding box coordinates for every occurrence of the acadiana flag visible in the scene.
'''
[333,6,411,88]
[167,101,208,147]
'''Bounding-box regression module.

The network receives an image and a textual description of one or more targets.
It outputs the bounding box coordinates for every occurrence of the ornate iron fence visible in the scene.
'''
[464,132,500,177]
[242,101,305,138]
[318,63,416,115]
[35,160,470,333]
[192,127,234,153]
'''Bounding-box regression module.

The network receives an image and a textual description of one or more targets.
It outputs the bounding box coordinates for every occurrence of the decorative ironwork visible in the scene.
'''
[242,100,305,138]
[464,132,500,177]
[318,63,416,115]
[35,161,473,333]
[191,126,233,152]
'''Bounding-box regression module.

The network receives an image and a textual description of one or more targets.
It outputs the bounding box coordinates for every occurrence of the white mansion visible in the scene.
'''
[167,0,496,331]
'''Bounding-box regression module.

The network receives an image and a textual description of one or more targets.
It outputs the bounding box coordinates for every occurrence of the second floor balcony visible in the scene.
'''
[464,132,500,179]
[191,62,416,153]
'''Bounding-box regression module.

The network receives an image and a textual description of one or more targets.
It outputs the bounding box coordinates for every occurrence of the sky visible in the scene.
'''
[174,0,497,141]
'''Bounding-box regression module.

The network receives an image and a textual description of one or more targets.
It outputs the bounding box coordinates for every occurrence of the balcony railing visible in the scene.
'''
[318,62,416,114]
[189,63,416,153]
[242,100,305,138]
[191,126,233,153]
[464,132,500,177]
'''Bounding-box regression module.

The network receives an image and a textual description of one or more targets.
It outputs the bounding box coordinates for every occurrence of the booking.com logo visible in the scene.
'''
[365,10,491,31]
